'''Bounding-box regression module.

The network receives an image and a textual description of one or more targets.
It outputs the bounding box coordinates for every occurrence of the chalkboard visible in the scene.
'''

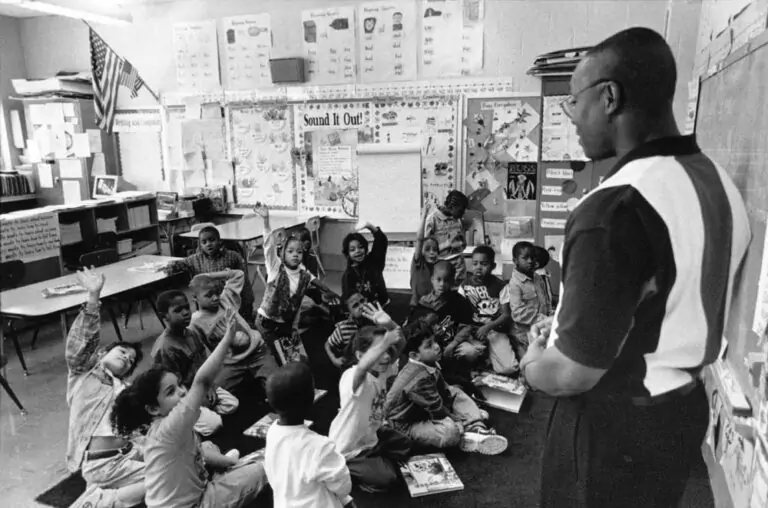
[696,31,768,409]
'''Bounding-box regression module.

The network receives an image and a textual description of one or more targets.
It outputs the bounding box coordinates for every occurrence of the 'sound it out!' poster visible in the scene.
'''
[507,162,537,201]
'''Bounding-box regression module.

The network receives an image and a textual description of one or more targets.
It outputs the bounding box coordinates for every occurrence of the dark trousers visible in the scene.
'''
[347,428,411,492]
[540,383,709,508]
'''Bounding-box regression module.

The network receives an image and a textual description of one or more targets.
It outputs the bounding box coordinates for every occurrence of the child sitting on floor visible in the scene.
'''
[341,222,389,307]
[385,320,508,455]
[328,304,411,493]
[265,362,355,508]
[325,293,373,369]
[459,245,519,376]
[166,225,255,324]
[507,241,552,360]
[112,310,267,508]
[410,203,441,307]
[188,269,278,397]
[297,226,320,277]
[152,290,239,436]
[424,190,469,284]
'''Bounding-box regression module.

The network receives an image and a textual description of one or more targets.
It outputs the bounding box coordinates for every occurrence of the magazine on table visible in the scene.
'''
[399,453,464,498]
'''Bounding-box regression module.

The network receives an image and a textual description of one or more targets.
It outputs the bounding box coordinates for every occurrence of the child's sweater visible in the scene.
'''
[258,230,315,325]
[507,268,552,344]
[385,359,453,426]
[341,228,389,306]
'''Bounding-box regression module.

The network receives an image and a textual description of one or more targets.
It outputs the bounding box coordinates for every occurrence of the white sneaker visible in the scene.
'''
[459,432,508,455]
[225,449,240,461]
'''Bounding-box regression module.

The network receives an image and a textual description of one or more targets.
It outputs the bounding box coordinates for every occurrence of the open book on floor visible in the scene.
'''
[473,371,527,413]
[399,453,464,498]
[243,412,314,438]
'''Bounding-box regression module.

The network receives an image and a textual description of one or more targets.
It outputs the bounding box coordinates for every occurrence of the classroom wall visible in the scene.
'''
[0,15,29,169]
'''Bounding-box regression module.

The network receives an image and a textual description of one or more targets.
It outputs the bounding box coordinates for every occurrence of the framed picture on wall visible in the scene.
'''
[93,175,118,199]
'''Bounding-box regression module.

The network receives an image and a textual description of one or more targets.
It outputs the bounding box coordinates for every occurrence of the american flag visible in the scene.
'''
[90,28,145,132]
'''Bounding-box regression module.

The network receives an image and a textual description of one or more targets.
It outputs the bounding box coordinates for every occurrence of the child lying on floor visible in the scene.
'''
[112,310,267,508]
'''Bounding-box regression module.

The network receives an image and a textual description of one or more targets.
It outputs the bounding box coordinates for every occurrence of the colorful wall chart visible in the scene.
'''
[294,101,373,217]
[221,14,273,90]
[372,99,459,206]
[231,104,295,209]
[173,21,221,90]
[358,0,418,83]
[463,97,541,215]
[421,0,485,78]
[302,6,357,84]
[542,95,587,162]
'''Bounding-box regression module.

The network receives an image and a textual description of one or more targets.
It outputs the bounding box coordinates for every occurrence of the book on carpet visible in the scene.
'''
[274,333,309,365]
[399,453,464,498]
[473,371,527,413]
[243,412,314,438]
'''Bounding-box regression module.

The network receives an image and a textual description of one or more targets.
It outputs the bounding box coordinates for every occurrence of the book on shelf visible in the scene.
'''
[473,371,527,413]
[243,412,313,439]
[399,453,464,498]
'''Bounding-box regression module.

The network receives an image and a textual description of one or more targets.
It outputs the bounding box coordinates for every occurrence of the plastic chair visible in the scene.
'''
[305,216,326,279]
[248,227,286,287]
[0,260,29,376]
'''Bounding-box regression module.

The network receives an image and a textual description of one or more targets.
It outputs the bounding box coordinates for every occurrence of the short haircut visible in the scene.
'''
[103,341,144,379]
[433,259,456,280]
[156,289,188,315]
[444,190,468,209]
[588,27,677,116]
[188,274,221,293]
[533,245,550,269]
[403,319,436,356]
[422,236,439,250]
[342,232,368,258]
[472,245,496,263]
[266,362,314,420]
[295,227,311,244]
[344,291,366,307]
[198,226,220,240]
[512,241,535,258]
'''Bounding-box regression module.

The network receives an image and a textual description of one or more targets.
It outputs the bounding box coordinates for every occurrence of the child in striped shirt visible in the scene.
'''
[325,293,372,369]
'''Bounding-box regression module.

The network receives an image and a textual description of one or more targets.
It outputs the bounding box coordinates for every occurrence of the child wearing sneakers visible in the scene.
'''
[385,320,508,455]
[328,304,411,493]
[265,362,355,507]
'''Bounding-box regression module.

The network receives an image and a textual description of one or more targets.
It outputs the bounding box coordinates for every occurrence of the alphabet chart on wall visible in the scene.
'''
[173,21,221,91]
[302,7,357,85]
[221,14,273,90]
[358,0,418,83]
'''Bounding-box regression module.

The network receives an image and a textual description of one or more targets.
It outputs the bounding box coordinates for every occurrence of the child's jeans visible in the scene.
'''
[80,445,145,508]
[199,460,268,508]
[398,386,485,448]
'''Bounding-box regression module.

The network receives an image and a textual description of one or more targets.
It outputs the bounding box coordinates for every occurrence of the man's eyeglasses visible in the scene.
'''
[559,78,616,119]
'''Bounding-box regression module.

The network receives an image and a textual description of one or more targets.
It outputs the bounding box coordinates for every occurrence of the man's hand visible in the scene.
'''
[76,267,105,302]
[520,327,548,371]
[530,315,554,343]
[454,341,485,361]
[361,302,395,329]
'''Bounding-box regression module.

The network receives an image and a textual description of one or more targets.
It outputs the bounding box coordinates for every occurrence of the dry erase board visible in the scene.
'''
[696,31,768,409]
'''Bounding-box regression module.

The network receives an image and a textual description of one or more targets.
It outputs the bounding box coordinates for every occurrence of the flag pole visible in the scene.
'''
[83,20,161,104]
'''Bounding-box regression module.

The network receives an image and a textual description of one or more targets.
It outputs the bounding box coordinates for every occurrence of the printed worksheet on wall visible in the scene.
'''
[302,6,357,84]
[173,20,221,91]
[358,0,417,83]
[541,96,587,162]
[421,0,484,78]
[221,14,273,90]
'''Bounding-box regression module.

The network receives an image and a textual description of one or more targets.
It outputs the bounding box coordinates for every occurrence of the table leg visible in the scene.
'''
[241,241,250,282]
[6,320,29,376]
[106,304,124,342]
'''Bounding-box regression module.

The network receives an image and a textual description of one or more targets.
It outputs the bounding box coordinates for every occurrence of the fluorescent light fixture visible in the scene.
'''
[2,0,133,25]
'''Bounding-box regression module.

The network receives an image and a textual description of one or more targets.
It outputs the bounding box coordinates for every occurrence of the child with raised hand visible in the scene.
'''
[507,241,552,360]
[325,293,370,370]
[111,309,268,508]
[188,269,278,396]
[328,303,411,493]
[341,222,389,307]
[165,225,255,325]
[265,362,356,508]
[385,320,508,455]
[152,290,239,436]
[424,190,469,284]
[252,204,337,363]
[410,203,441,307]
[459,245,519,376]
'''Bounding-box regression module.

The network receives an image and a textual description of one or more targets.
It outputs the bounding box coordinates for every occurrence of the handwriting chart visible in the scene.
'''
[221,14,273,90]
[302,7,357,85]
[173,21,221,91]
[421,0,485,78]
[358,0,417,83]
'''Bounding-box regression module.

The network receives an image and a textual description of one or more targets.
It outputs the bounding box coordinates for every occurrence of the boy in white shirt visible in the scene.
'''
[328,303,411,493]
[265,362,355,508]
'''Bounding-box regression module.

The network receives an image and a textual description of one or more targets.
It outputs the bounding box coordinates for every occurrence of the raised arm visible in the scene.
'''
[186,308,238,410]
[65,268,106,376]
[414,205,432,261]
[193,269,245,311]
[363,223,388,271]
[254,205,281,281]
[351,320,401,392]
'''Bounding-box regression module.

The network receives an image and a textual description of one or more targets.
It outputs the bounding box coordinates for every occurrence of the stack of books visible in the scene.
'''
[527,47,591,77]
[11,73,93,100]
[399,453,464,498]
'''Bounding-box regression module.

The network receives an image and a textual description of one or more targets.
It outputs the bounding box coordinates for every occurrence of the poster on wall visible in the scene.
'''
[302,6,357,84]
[221,14,273,90]
[0,211,61,264]
[231,104,295,209]
[173,21,221,91]
[421,0,485,78]
[294,101,372,217]
[463,97,541,215]
[542,96,587,161]
[372,99,458,207]
[358,0,418,83]
[507,163,538,201]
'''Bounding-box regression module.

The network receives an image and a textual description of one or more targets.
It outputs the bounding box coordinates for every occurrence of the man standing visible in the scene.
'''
[520,27,750,507]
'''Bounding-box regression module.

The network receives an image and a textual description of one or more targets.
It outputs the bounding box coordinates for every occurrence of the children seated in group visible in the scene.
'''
[297,226,320,277]
[533,245,556,310]
[410,204,441,307]
[325,293,372,370]
[112,310,267,508]
[424,190,469,284]
[327,304,411,493]
[459,245,519,376]
[265,362,355,508]
[385,320,508,455]
[341,222,390,307]
[188,268,278,396]
[152,289,239,436]
[67,269,147,508]
[166,225,256,325]
[507,241,553,360]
